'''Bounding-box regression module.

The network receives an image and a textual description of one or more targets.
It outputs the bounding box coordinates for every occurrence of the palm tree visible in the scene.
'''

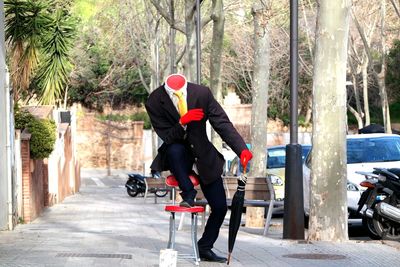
[5,0,50,100]
[36,9,75,104]
[5,0,75,104]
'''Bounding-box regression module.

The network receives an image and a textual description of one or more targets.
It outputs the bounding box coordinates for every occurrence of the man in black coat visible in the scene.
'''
[145,74,252,262]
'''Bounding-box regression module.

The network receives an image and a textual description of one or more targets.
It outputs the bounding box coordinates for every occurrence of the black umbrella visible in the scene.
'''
[227,169,248,265]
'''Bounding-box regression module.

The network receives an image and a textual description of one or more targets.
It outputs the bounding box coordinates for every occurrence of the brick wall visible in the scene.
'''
[20,130,46,223]
[43,160,49,207]
[75,107,144,171]
[21,131,32,222]
[30,160,46,220]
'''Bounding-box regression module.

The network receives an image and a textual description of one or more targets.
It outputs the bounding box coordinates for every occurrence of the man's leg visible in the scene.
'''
[166,143,196,205]
[198,177,227,253]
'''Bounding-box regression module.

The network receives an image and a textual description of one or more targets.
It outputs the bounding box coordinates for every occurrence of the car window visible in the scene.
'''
[266,145,311,169]
[267,148,286,169]
[347,136,400,163]
[305,137,400,166]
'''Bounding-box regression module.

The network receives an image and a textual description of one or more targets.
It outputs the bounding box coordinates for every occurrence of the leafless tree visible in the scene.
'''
[352,0,391,133]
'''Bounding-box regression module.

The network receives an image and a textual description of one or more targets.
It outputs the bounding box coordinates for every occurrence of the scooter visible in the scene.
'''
[125,172,168,198]
[356,168,400,240]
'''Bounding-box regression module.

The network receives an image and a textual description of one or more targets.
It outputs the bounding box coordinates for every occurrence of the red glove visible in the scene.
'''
[180,109,204,125]
[240,149,253,169]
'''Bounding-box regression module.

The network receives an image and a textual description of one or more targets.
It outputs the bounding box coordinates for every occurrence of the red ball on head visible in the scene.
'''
[165,74,186,91]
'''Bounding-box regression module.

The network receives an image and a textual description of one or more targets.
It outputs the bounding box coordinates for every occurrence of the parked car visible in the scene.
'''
[303,134,400,218]
[226,144,312,201]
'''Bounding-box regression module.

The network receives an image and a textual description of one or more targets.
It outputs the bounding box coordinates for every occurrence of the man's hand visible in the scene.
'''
[180,108,204,125]
[240,149,253,169]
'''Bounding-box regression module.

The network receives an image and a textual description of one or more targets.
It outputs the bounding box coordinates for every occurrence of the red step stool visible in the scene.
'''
[165,174,204,265]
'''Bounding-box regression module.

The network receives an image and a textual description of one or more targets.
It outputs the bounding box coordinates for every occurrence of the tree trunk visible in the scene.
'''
[361,52,370,126]
[209,0,224,103]
[184,0,197,81]
[150,31,160,160]
[378,1,391,133]
[210,0,225,150]
[378,75,392,133]
[249,1,270,177]
[304,95,312,125]
[169,0,177,74]
[348,105,363,130]
[308,0,351,242]
[347,56,363,129]
[351,72,364,129]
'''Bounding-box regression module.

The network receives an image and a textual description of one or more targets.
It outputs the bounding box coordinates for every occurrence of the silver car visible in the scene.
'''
[303,133,400,218]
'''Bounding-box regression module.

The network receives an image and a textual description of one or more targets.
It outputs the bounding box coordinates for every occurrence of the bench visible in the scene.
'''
[144,177,171,203]
[194,176,283,236]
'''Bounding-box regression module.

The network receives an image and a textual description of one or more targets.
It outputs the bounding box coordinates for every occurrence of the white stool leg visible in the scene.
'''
[178,213,186,231]
[191,213,200,265]
[167,212,176,249]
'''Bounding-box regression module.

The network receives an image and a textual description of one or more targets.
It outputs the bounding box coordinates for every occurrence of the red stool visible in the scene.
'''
[165,174,204,265]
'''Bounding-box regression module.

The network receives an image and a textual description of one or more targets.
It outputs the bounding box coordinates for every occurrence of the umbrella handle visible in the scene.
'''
[243,162,248,175]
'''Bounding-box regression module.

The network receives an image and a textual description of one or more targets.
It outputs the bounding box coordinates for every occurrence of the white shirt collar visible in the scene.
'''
[164,82,187,98]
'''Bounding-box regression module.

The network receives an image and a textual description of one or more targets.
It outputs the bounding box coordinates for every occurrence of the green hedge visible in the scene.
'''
[15,110,56,159]
[96,111,151,129]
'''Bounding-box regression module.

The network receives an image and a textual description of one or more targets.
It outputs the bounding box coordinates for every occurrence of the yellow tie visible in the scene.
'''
[174,91,187,117]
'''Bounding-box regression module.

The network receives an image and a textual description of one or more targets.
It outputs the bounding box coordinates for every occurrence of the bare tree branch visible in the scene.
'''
[149,0,185,33]
[390,0,400,18]
[138,67,150,93]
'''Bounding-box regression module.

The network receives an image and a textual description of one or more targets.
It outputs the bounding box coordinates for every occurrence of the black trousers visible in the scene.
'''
[166,143,228,251]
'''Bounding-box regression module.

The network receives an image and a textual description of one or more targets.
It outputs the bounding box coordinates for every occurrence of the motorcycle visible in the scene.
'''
[125,172,168,198]
[356,168,400,240]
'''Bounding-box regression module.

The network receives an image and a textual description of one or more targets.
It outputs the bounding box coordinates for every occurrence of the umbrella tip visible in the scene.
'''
[227,252,231,265]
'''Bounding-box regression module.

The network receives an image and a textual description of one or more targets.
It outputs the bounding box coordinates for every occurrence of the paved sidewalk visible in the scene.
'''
[0,169,399,267]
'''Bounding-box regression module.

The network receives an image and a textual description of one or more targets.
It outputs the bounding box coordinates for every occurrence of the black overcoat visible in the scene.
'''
[145,82,247,185]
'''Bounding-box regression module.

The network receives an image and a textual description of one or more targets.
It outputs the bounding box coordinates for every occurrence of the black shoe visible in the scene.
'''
[199,249,227,263]
[179,200,194,208]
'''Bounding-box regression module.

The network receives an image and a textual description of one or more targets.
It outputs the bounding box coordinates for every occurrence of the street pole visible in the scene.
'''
[195,0,201,84]
[283,0,305,239]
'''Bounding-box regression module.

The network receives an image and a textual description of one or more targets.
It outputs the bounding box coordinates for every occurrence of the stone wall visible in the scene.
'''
[75,107,144,171]
[47,124,81,205]
[222,104,312,146]
[223,104,253,143]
